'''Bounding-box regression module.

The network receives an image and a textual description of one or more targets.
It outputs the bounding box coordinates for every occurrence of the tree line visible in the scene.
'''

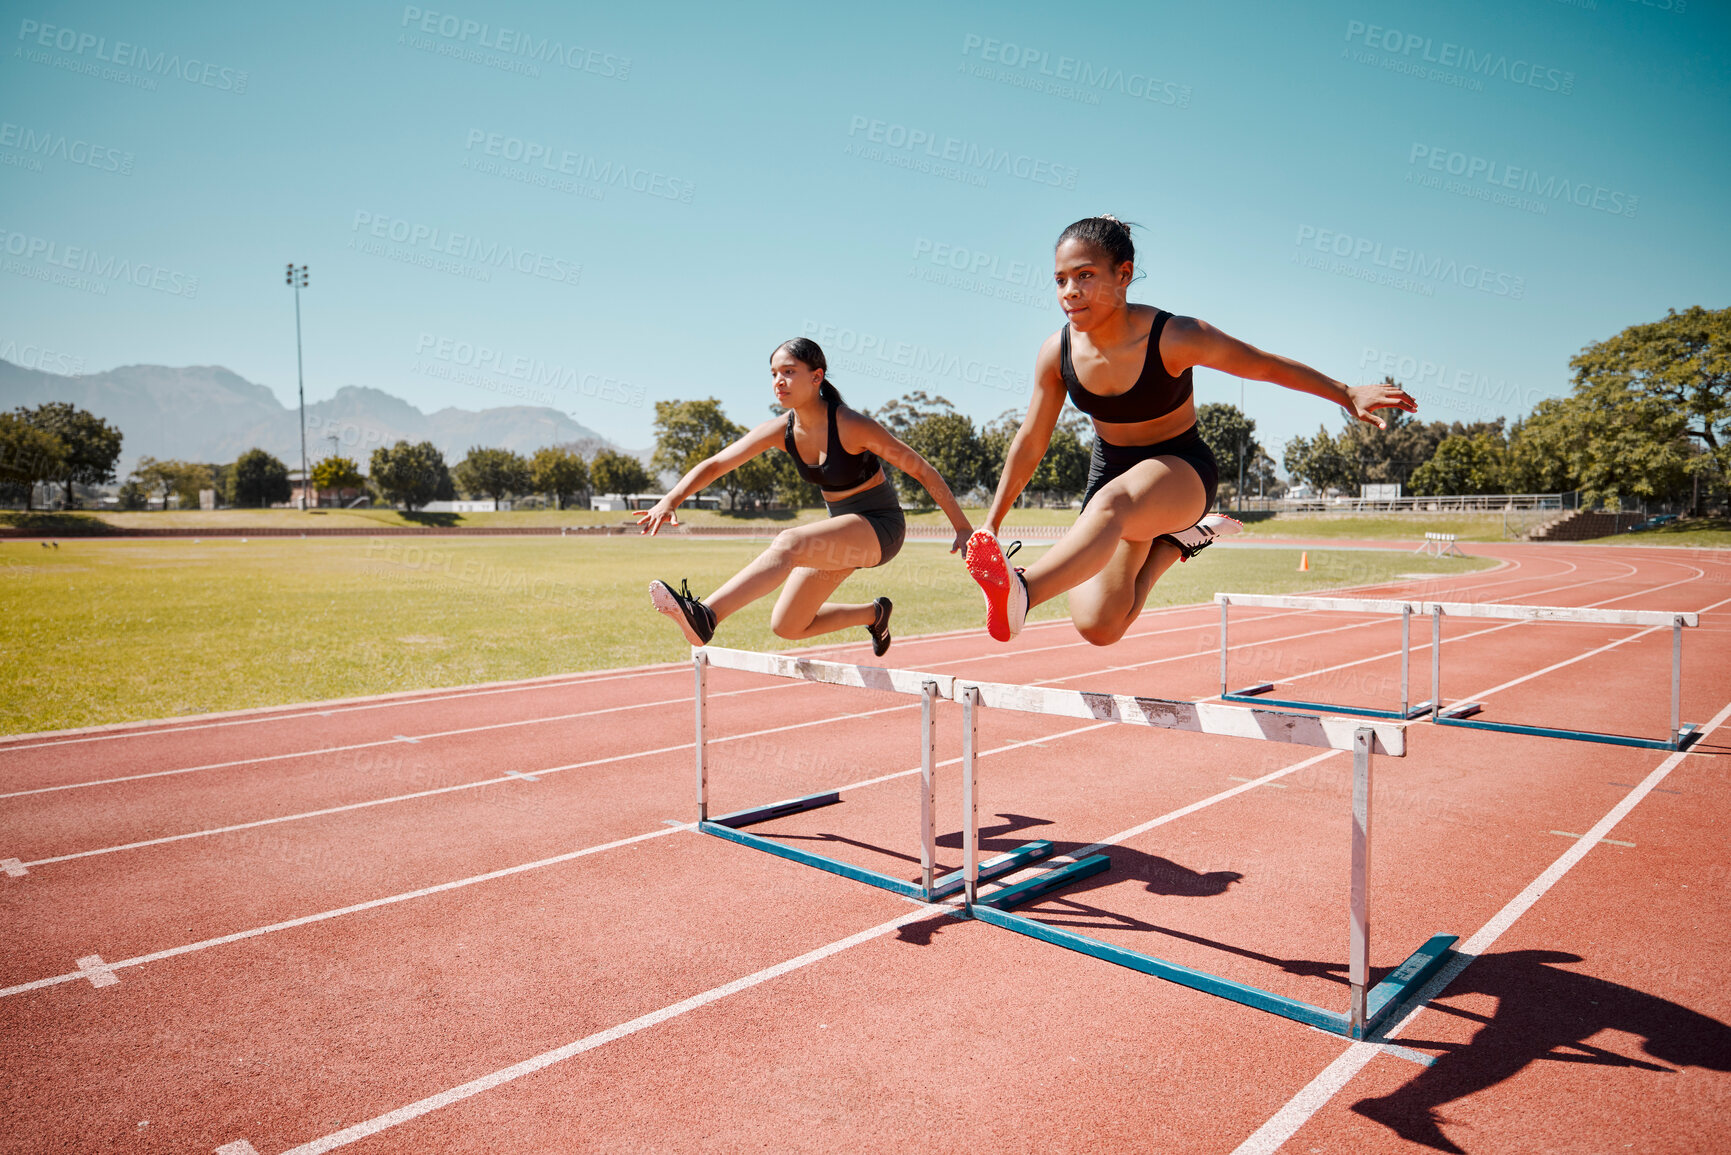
[114,442,658,512]
[0,402,124,510]
[0,405,658,512]
[1285,307,1728,510]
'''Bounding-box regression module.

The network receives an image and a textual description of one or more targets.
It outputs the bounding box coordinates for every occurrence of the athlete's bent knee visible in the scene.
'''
[1084,486,1137,527]
[767,529,809,563]
[1074,619,1126,647]
[769,612,809,640]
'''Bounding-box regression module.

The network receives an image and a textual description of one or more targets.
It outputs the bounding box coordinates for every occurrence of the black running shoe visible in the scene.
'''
[649,578,716,645]
[868,597,893,657]
[1157,514,1243,562]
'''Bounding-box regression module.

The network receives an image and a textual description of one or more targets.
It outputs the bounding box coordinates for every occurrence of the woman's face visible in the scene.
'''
[1053,237,1133,331]
[770,348,824,408]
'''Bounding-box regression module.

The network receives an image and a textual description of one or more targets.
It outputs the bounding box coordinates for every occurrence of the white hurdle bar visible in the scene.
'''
[689,645,1450,1039]
[1215,593,1701,749]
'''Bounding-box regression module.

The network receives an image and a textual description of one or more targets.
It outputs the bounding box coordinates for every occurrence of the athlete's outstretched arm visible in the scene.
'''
[1163,317,1417,428]
[982,334,1068,536]
[840,409,973,553]
[637,418,783,535]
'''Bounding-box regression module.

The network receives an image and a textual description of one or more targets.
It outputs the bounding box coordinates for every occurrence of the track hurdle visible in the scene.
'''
[955,678,1453,1039]
[1416,532,1465,558]
[693,648,1059,902]
[1216,593,1701,750]
[1218,594,1433,720]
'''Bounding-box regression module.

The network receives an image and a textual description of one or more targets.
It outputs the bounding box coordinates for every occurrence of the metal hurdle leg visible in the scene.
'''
[694,651,708,821]
[1430,605,1442,723]
[962,685,979,908]
[1672,616,1682,749]
[1399,605,1411,718]
[920,680,938,893]
[1349,727,1373,1038]
[1219,598,1230,699]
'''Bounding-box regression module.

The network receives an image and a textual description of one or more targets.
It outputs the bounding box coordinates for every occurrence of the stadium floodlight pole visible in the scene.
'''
[286,263,310,509]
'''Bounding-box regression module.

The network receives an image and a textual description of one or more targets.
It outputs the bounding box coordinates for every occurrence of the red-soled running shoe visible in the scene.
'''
[964,531,1028,642]
[1158,513,1243,562]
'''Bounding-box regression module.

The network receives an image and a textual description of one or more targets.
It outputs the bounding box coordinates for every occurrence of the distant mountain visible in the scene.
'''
[0,360,631,476]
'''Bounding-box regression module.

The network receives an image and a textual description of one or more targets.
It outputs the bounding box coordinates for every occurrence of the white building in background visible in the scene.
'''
[422,499,509,512]
[590,493,720,512]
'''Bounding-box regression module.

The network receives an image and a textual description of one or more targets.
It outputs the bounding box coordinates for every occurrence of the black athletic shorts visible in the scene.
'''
[825,479,906,567]
[1079,424,1219,517]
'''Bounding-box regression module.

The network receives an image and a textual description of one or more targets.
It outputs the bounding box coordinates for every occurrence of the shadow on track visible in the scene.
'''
[1351,949,1731,1153]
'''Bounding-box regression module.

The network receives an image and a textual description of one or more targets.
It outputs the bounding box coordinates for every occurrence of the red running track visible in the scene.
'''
[1,542,1727,1154]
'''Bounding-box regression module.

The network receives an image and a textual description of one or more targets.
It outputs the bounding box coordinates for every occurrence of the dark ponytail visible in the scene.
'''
[1056,214,1138,273]
[773,337,843,406]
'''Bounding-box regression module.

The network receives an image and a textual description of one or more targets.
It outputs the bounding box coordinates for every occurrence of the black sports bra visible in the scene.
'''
[1060,310,1193,423]
[785,400,881,491]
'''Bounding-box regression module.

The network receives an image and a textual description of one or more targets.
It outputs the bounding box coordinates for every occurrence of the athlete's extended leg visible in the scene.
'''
[1024,456,1206,608]
[704,515,882,625]
[769,564,877,639]
[1067,537,1184,646]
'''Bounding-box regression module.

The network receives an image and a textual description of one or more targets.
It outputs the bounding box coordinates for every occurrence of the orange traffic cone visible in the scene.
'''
[1298,551,1310,572]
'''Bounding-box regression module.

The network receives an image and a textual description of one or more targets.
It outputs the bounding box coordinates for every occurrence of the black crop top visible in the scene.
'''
[785,400,881,491]
[1060,310,1193,423]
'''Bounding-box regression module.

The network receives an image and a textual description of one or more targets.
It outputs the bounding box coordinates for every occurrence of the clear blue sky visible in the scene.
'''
[2,0,1726,465]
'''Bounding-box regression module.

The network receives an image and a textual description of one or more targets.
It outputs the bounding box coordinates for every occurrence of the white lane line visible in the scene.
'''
[75,954,118,988]
[812,721,1116,797]
[502,769,539,783]
[245,903,944,1155]
[1229,695,1731,1155]
[1027,749,1342,872]
[1379,1044,1436,1068]
[0,677,799,800]
[13,702,917,870]
[1549,830,1635,848]
[1,858,25,877]
[0,825,687,1000]
[0,662,687,751]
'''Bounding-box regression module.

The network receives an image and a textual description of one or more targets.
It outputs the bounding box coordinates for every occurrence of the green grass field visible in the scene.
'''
[10,507,1730,547]
[0,505,1088,533]
[1587,518,1731,548]
[1233,513,1519,542]
[0,536,1492,735]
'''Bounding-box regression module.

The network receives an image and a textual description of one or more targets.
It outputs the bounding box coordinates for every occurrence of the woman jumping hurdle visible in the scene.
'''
[966,215,1417,644]
[643,338,972,656]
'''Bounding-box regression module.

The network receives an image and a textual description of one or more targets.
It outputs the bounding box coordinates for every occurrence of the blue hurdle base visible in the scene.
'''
[700,790,1058,901]
[929,841,1058,900]
[978,854,1111,909]
[971,901,1457,1039]
[1225,686,1432,721]
[709,790,842,829]
[1435,716,1698,751]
